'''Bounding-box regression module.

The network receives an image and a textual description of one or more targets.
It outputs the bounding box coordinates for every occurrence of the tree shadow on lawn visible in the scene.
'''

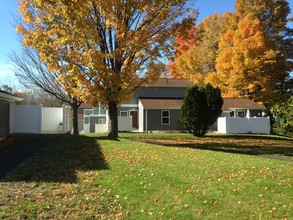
[128,134,293,157]
[206,134,293,142]
[2,135,109,183]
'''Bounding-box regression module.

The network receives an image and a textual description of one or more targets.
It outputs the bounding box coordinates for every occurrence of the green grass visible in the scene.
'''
[0,133,292,219]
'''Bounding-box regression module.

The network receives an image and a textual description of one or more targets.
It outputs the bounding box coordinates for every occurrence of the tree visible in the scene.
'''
[179,84,223,137]
[271,95,293,137]
[168,13,234,85]
[233,0,293,99]
[17,0,195,138]
[215,13,278,100]
[9,48,82,135]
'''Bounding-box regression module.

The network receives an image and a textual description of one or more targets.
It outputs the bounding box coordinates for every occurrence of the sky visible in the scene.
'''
[0,0,292,87]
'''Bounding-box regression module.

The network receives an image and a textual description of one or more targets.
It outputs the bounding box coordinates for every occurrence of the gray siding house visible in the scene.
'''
[77,78,266,133]
[0,90,23,139]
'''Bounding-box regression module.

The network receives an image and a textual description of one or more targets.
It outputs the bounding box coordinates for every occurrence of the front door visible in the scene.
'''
[130,110,138,128]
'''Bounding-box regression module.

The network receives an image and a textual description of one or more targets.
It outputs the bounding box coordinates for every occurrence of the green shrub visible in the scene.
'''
[271,96,293,137]
[179,84,223,137]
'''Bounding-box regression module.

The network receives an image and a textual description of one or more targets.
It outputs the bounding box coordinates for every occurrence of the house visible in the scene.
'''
[221,98,266,118]
[77,78,268,134]
[0,90,23,139]
[217,98,269,134]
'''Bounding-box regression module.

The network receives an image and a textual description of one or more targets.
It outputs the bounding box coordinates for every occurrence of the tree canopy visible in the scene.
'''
[17,0,196,138]
[169,0,292,103]
[168,13,234,86]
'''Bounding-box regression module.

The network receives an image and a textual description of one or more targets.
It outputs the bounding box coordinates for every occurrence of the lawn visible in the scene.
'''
[0,133,292,219]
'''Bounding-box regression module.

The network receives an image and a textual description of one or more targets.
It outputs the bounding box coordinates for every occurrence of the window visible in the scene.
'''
[120,111,128,117]
[98,118,106,124]
[84,117,89,124]
[93,108,99,115]
[84,109,93,115]
[100,106,106,115]
[237,110,245,118]
[93,105,106,115]
[161,110,170,125]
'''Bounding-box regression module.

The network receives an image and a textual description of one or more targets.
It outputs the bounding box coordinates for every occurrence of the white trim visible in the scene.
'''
[0,92,23,102]
[146,109,148,132]
[120,104,139,108]
[138,100,144,132]
[161,110,170,125]
[144,106,180,110]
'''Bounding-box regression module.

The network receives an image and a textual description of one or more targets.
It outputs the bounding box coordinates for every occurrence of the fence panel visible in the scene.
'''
[218,117,270,134]
[13,105,42,133]
[42,107,63,133]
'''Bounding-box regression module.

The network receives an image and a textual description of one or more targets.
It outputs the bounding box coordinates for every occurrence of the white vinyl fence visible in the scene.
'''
[217,117,270,134]
[11,104,72,134]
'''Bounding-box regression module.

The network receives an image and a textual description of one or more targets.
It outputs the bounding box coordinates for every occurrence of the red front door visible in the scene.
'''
[130,111,138,128]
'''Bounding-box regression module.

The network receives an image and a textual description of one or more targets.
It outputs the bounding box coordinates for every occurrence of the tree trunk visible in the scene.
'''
[71,103,79,135]
[108,100,118,139]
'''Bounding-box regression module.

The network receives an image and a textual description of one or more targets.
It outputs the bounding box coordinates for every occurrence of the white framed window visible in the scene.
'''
[93,105,107,116]
[237,110,245,118]
[120,111,128,117]
[161,110,170,125]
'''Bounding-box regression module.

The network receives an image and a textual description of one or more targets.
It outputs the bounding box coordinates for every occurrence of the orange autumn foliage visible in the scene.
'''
[214,13,278,101]
[17,0,196,137]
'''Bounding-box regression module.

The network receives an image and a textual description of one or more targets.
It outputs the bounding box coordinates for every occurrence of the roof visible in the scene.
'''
[140,98,183,109]
[0,90,23,102]
[222,98,266,111]
[140,97,266,111]
[142,78,194,88]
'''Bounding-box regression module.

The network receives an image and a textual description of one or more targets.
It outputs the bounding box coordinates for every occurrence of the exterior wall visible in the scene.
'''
[145,109,183,131]
[122,95,139,105]
[42,107,63,133]
[218,117,270,134]
[0,100,9,138]
[118,107,138,116]
[138,87,187,98]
